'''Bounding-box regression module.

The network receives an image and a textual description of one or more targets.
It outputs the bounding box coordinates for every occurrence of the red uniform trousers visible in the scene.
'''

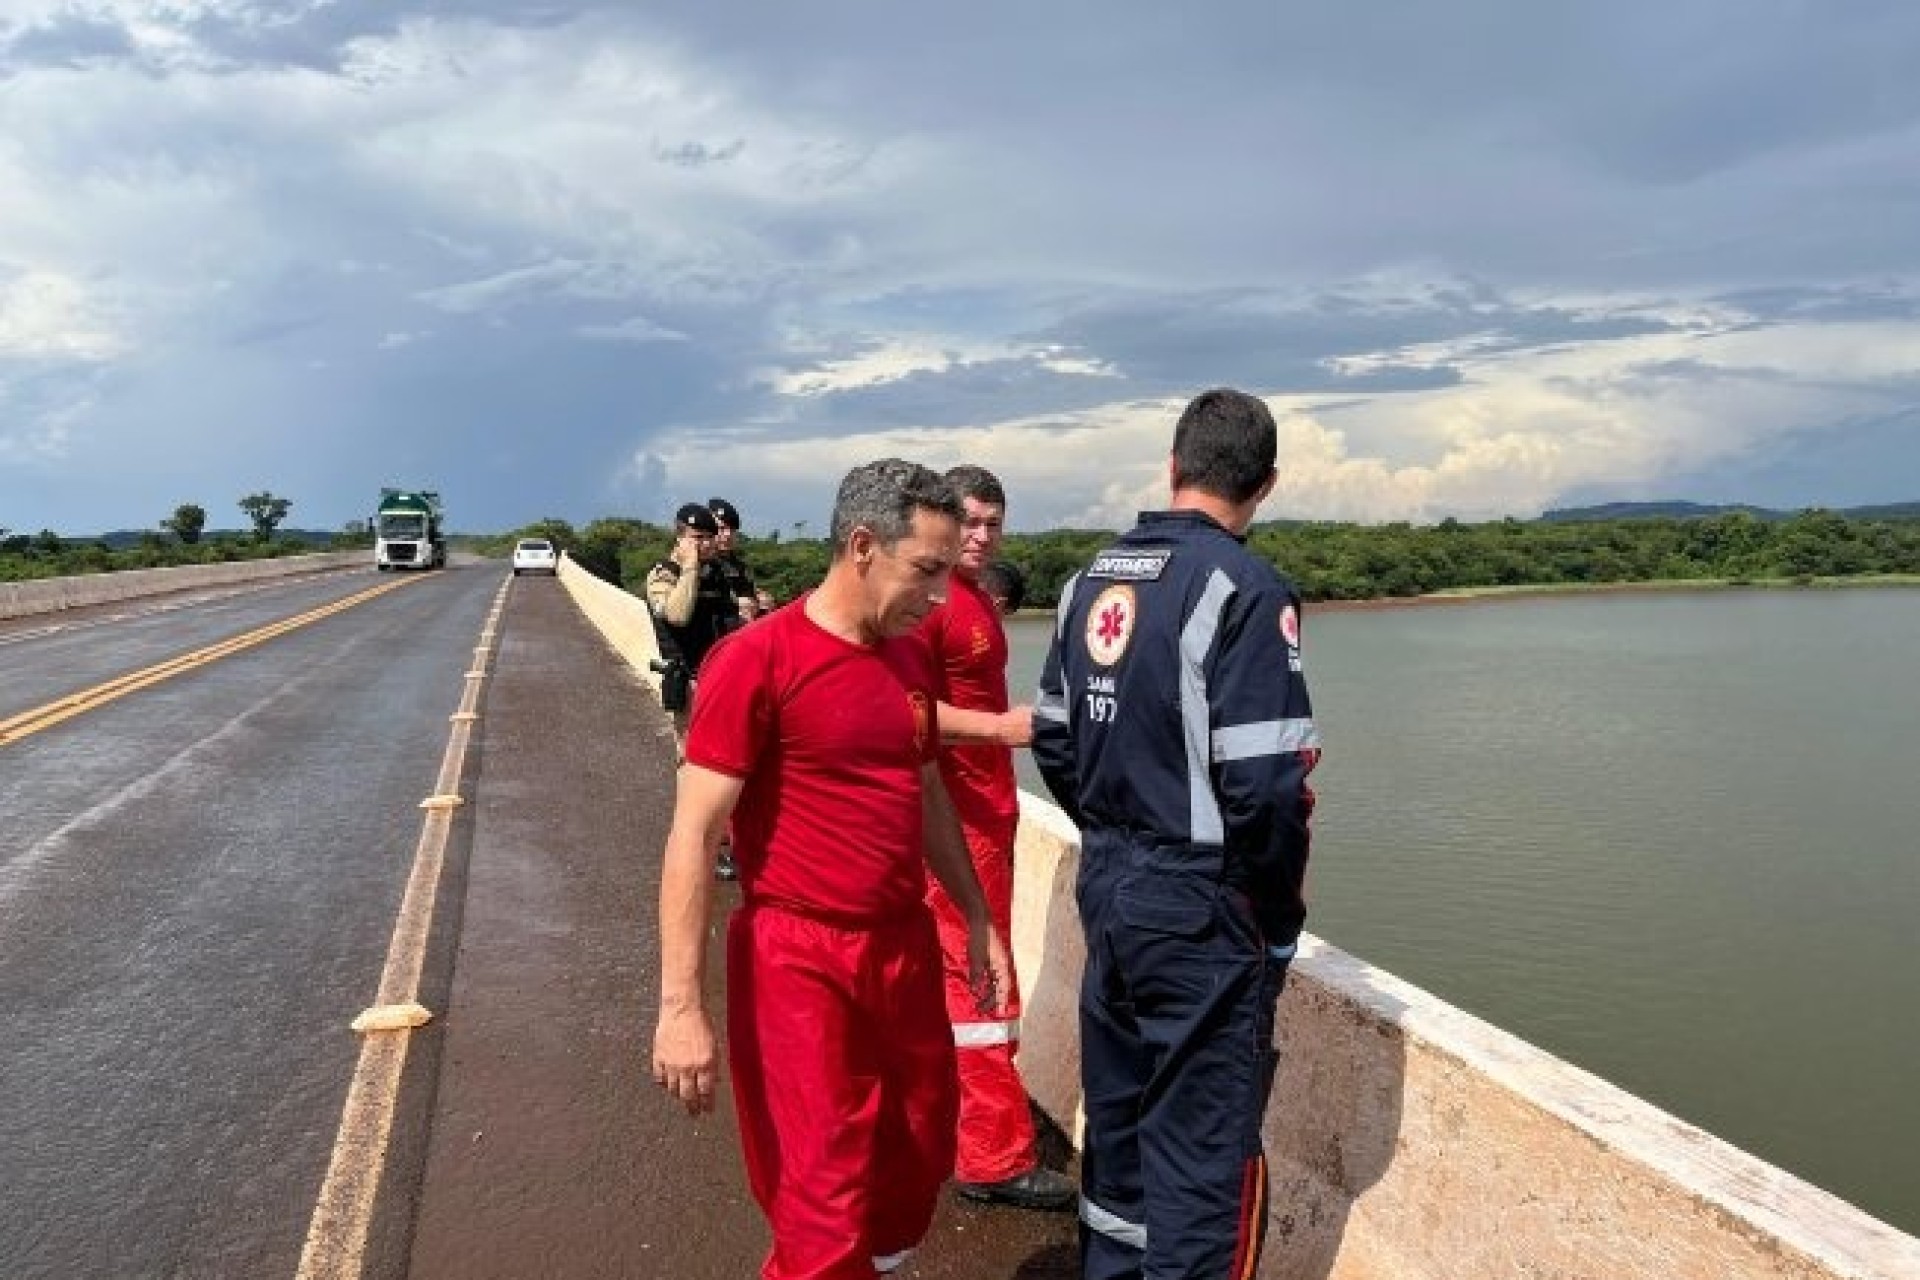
[925,814,1037,1183]
[727,903,958,1280]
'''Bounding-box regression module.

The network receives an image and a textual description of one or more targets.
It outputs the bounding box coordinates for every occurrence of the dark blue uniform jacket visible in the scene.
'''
[1032,508,1320,949]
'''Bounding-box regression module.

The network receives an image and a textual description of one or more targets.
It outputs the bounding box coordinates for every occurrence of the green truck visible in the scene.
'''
[373,489,446,570]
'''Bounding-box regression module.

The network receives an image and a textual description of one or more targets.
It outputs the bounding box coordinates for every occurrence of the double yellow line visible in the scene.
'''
[0,576,419,747]
[296,575,512,1280]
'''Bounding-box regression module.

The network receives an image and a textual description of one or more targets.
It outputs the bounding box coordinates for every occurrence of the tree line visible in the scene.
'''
[1,492,317,580]
[11,499,1918,600]
[480,507,1920,608]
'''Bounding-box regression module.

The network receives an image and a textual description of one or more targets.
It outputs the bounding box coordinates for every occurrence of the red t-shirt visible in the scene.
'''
[918,573,1019,836]
[685,596,941,926]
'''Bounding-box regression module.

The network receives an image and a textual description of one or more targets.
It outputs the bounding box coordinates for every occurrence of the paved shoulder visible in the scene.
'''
[407,575,761,1279]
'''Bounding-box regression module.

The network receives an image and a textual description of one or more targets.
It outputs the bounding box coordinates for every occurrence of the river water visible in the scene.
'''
[1005,587,1920,1234]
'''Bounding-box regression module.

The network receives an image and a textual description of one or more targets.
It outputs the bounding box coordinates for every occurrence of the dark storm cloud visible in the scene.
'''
[7,1,1920,533]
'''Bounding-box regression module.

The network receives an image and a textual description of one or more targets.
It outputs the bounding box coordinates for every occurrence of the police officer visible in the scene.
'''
[1032,388,1321,1280]
[707,496,761,626]
[645,503,737,678]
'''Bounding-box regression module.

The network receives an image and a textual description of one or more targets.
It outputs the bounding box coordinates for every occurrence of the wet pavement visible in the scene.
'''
[406,575,1079,1279]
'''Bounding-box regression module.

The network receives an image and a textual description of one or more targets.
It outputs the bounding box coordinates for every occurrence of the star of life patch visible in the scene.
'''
[1087,548,1170,581]
[1084,584,1136,667]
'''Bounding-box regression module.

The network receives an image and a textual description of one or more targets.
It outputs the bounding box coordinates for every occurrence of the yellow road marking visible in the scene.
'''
[0,576,420,747]
[295,577,513,1280]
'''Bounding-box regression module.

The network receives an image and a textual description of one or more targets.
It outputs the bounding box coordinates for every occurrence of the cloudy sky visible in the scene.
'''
[5,1,1920,538]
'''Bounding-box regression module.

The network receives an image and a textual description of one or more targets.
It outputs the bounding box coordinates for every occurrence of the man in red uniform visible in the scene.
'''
[917,465,1074,1212]
[653,459,1014,1280]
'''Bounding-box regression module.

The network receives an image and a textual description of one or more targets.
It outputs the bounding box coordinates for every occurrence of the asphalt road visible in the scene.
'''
[0,564,496,1279]
[0,563,1077,1279]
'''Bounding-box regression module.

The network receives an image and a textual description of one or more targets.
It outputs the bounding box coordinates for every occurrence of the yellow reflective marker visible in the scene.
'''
[350,1002,433,1034]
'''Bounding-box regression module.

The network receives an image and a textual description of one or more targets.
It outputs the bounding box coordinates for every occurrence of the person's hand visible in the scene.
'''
[966,922,1014,1017]
[999,705,1035,748]
[673,534,703,571]
[652,1005,720,1115]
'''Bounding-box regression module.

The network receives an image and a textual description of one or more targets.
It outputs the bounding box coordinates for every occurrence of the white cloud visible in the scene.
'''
[577,315,687,344]
[766,335,1120,397]
[0,267,125,360]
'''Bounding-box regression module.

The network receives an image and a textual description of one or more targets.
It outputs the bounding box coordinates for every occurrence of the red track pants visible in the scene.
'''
[926,818,1037,1183]
[727,904,958,1280]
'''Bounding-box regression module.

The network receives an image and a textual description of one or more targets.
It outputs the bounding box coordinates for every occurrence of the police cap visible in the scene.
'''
[674,502,720,535]
[707,497,742,531]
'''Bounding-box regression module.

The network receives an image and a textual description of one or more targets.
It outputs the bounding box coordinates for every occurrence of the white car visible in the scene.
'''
[511,537,558,575]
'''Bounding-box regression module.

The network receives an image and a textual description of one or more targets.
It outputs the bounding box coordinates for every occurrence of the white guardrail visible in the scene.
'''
[553,552,1919,1280]
[0,551,367,620]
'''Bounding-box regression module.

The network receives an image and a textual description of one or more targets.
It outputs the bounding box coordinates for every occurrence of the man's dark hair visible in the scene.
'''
[979,560,1027,613]
[944,464,1006,508]
[829,459,962,557]
[1170,388,1277,504]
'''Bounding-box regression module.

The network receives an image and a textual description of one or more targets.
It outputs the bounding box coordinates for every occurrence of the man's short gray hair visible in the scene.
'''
[829,459,962,556]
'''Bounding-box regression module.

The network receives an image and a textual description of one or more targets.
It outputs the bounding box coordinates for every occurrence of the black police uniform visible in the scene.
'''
[1031,508,1320,1280]
[707,497,759,622]
[645,504,738,675]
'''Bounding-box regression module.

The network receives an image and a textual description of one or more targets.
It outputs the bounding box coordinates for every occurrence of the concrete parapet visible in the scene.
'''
[0,552,366,620]
[1011,792,1920,1280]
[554,553,665,698]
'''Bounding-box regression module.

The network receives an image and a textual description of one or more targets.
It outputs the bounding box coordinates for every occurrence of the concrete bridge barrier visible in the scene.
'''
[555,552,667,699]
[1011,794,1920,1280]
[0,551,366,620]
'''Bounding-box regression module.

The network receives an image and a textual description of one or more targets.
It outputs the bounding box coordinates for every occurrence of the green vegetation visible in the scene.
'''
[13,503,1920,607]
[469,506,1920,609]
[237,491,293,541]
[1241,508,1920,602]
[0,492,366,581]
[0,529,351,580]
[161,503,207,546]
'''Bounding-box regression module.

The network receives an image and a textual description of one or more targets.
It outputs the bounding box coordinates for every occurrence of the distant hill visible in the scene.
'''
[1839,501,1920,521]
[1539,500,1920,523]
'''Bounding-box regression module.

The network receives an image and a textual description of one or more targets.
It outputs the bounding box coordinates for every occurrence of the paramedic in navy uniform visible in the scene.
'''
[1031,387,1322,1280]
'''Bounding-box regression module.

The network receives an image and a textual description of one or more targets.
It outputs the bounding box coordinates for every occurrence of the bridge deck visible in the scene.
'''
[406,575,1077,1279]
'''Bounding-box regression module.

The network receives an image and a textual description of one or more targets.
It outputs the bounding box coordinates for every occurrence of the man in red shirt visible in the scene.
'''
[917,466,1073,1212]
[652,459,1013,1280]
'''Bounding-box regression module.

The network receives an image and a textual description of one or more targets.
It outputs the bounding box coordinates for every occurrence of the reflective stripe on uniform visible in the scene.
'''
[951,1018,1020,1048]
[1035,570,1081,725]
[1179,569,1236,844]
[872,1248,913,1273]
[1079,1195,1148,1250]
[1053,571,1081,641]
[1210,716,1321,762]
